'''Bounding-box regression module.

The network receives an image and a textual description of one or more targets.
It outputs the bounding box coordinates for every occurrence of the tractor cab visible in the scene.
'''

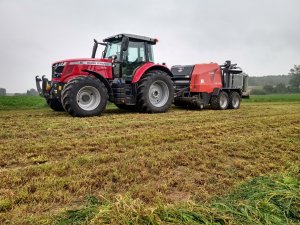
[93,34,157,82]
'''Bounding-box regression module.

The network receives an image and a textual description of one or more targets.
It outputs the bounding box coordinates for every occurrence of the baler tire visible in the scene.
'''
[115,104,137,112]
[61,76,108,117]
[47,99,65,111]
[228,91,241,109]
[210,91,229,110]
[137,70,174,113]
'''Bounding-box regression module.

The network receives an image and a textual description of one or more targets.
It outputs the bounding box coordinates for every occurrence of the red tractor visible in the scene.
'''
[36,34,248,117]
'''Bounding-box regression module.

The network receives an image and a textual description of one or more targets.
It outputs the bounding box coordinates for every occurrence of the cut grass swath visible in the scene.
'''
[55,169,300,225]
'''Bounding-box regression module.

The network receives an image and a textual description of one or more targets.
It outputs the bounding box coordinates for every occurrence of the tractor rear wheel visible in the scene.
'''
[210,91,229,110]
[228,91,241,109]
[47,98,64,111]
[137,70,174,113]
[61,76,108,117]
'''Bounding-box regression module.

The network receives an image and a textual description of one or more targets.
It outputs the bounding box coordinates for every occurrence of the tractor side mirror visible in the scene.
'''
[121,36,129,52]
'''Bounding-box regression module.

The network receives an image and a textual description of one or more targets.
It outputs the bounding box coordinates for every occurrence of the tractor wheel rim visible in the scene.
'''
[220,94,228,108]
[232,95,239,108]
[148,80,169,107]
[76,86,101,111]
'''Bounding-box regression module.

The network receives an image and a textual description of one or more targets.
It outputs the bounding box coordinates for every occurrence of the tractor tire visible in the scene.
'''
[210,91,229,110]
[115,104,137,112]
[137,70,174,113]
[228,91,241,109]
[61,76,108,117]
[46,98,64,111]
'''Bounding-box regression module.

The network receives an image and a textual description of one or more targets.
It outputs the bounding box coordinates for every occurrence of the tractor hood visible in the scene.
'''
[51,57,113,83]
[52,58,112,67]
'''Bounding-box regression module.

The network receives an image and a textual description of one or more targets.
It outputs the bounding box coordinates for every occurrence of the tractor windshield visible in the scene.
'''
[104,41,122,59]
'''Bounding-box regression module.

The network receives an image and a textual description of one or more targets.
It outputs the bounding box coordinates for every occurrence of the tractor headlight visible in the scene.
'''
[52,62,66,78]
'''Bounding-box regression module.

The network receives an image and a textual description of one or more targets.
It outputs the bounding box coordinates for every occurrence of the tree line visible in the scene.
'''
[0,88,38,96]
[249,65,300,95]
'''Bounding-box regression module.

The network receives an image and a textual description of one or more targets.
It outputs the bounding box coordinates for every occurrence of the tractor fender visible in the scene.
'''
[132,63,173,83]
[81,69,113,96]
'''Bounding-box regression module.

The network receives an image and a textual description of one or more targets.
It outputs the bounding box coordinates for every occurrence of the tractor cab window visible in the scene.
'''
[147,44,154,62]
[122,41,146,80]
[126,41,146,63]
[104,41,121,59]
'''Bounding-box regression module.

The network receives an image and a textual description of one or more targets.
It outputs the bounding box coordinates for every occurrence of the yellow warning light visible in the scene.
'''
[58,86,62,91]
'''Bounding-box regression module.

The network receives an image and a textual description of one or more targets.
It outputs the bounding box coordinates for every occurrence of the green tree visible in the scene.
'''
[275,83,286,93]
[0,88,6,96]
[289,65,300,88]
[263,85,274,93]
[26,88,39,96]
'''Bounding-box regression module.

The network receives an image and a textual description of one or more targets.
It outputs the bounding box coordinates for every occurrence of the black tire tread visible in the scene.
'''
[210,91,229,110]
[228,91,241,109]
[136,70,174,113]
[61,76,108,117]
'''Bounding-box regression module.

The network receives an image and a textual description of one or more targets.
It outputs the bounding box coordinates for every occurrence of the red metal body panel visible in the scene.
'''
[190,63,222,93]
[131,63,170,83]
[52,58,113,83]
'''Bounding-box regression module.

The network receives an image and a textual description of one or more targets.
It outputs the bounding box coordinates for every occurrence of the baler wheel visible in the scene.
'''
[210,91,229,110]
[137,70,174,113]
[228,91,241,109]
[46,99,64,111]
[61,76,108,117]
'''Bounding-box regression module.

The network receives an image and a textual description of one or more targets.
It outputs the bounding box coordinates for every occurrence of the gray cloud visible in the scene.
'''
[0,0,299,92]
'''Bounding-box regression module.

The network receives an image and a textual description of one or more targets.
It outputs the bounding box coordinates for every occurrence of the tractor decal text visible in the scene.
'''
[69,61,112,66]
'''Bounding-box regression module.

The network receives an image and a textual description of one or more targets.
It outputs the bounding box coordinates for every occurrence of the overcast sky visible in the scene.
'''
[0,0,299,92]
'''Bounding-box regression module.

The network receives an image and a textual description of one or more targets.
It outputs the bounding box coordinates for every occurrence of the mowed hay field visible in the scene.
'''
[0,95,300,224]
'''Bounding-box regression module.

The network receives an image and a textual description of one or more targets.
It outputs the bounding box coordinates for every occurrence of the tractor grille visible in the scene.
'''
[52,62,65,78]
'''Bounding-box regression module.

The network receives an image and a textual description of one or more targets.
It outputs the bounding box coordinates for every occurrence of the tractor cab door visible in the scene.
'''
[122,41,147,82]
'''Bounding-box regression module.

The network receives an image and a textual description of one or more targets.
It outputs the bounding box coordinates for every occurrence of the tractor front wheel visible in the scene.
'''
[210,91,229,110]
[61,76,108,117]
[137,70,174,113]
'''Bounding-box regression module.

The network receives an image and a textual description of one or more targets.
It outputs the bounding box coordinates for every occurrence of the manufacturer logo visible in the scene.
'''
[52,62,65,68]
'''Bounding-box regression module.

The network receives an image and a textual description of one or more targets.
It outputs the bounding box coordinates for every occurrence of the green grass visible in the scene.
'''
[55,169,300,225]
[244,93,300,102]
[0,96,46,109]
